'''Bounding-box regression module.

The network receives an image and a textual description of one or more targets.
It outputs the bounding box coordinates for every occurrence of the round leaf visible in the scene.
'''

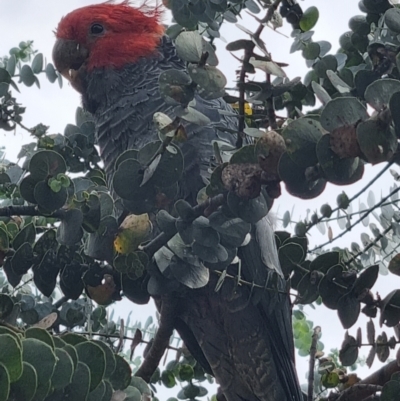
[365,79,400,111]
[161,370,176,388]
[384,8,400,34]
[34,181,68,211]
[25,328,54,350]
[300,6,319,31]
[338,292,360,329]
[278,152,326,199]
[92,341,116,379]
[76,341,106,391]
[0,295,14,320]
[22,338,56,386]
[339,332,358,366]
[175,31,218,66]
[389,254,400,276]
[114,214,152,254]
[20,65,36,87]
[316,134,364,185]
[0,334,22,382]
[28,150,66,181]
[320,97,368,132]
[188,64,227,93]
[380,290,400,327]
[0,362,10,401]
[282,118,324,168]
[109,354,131,390]
[64,361,90,400]
[357,118,397,164]
[10,362,37,401]
[51,348,74,390]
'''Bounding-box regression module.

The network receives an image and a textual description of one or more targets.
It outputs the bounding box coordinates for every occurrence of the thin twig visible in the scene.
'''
[11,278,33,295]
[235,1,282,147]
[263,0,284,24]
[0,205,66,219]
[345,223,394,266]
[310,184,400,252]
[382,237,400,262]
[282,199,400,226]
[16,120,34,133]
[307,326,321,401]
[69,330,180,351]
[212,270,289,295]
[53,296,69,309]
[305,162,394,235]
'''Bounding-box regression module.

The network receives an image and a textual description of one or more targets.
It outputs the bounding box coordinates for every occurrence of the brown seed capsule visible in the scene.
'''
[221,163,262,199]
[330,125,362,159]
[256,130,286,181]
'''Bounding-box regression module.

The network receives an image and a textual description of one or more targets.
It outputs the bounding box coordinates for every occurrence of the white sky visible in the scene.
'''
[1,0,398,394]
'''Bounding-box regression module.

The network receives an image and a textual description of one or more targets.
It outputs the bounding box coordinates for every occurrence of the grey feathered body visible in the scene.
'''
[81,36,302,401]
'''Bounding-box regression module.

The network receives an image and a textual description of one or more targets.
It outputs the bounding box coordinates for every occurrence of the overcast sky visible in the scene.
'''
[1,0,397,390]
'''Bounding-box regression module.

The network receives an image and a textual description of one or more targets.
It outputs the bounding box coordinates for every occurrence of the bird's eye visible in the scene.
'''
[90,23,104,35]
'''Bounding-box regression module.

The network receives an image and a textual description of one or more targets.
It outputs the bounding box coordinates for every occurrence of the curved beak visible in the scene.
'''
[52,38,89,93]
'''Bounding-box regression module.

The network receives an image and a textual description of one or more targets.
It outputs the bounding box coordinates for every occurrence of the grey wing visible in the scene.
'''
[177,282,288,401]
[177,216,302,401]
[238,216,303,401]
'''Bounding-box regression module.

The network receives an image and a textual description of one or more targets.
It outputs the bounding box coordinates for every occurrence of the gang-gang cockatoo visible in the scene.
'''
[52,2,302,400]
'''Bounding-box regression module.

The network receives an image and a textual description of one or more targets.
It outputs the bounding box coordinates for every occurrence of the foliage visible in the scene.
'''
[2,0,400,400]
[0,324,139,401]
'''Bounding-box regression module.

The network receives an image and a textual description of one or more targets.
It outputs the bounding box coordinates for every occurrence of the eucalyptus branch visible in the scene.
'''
[212,270,290,296]
[115,318,125,353]
[310,184,400,253]
[262,0,284,24]
[266,95,278,130]
[382,238,400,262]
[282,199,400,227]
[380,204,400,262]
[307,326,321,401]
[135,294,178,382]
[236,2,282,147]
[355,339,400,347]
[305,162,394,234]
[53,296,70,309]
[66,330,180,352]
[0,205,66,219]
[11,278,33,295]
[344,224,394,267]
[360,359,400,386]
[237,50,252,148]
[15,120,33,133]
[332,384,382,401]
[0,321,24,333]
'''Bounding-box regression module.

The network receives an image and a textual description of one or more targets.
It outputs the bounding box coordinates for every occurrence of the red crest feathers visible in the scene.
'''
[55,1,165,69]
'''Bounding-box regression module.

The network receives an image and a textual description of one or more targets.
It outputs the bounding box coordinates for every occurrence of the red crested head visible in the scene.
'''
[53,1,164,76]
